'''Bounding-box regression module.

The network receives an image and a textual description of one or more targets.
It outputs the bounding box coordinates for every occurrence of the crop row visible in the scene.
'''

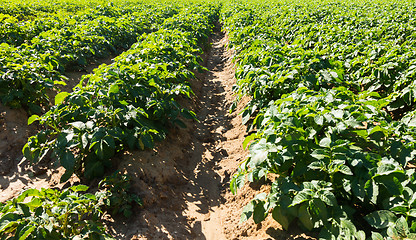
[0,0,123,18]
[24,3,219,181]
[0,172,140,239]
[0,3,162,46]
[223,0,416,239]
[0,2,177,112]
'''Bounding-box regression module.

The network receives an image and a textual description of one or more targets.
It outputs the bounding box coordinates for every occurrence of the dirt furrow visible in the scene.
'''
[109,27,251,240]
[180,28,244,240]
[173,27,314,240]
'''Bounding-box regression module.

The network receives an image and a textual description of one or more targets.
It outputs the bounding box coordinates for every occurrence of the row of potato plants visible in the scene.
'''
[223,0,416,239]
[24,2,219,182]
[0,5,120,46]
[0,3,156,46]
[0,2,176,112]
[0,172,140,240]
[0,0,117,18]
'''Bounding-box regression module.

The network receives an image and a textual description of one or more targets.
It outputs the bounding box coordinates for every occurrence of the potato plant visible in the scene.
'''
[0,185,112,240]
[0,171,142,240]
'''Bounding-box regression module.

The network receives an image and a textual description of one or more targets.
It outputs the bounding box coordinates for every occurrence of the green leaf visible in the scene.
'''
[69,121,85,130]
[81,133,88,149]
[319,225,339,240]
[0,221,18,234]
[369,125,384,135]
[241,201,254,223]
[60,151,76,171]
[27,115,39,125]
[230,174,245,194]
[340,218,357,235]
[108,83,120,95]
[140,133,154,149]
[84,158,104,180]
[22,143,33,162]
[253,201,267,224]
[355,230,366,240]
[337,165,353,175]
[308,161,325,170]
[408,233,416,239]
[18,225,36,240]
[365,179,379,204]
[298,204,314,231]
[272,206,290,230]
[95,136,115,161]
[16,189,41,202]
[181,109,197,120]
[332,109,344,119]
[54,92,69,105]
[70,185,89,192]
[314,115,324,125]
[352,129,368,138]
[291,192,310,206]
[16,203,30,217]
[371,232,384,240]
[395,216,409,237]
[242,109,251,125]
[319,137,331,148]
[0,213,21,231]
[119,100,129,106]
[377,176,403,196]
[375,164,400,177]
[364,210,397,229]
[387,226,399,239]
[408,209,416,218]
[309,199,327,221]
[319,191,337,206]
[243,133,257,150]
[26,198,42,209]
[311,149,328,160]
[60,169,74,183]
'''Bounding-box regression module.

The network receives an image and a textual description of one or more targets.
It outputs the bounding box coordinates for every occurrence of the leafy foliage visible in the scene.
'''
[223,0,416,238]
[0,1,220,238]
[0,185,114,240]
[0,2,177,111]
[98,172,142,218]
[23,3,219,181]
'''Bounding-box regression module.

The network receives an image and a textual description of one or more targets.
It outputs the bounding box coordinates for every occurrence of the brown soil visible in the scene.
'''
[0,29,316,239]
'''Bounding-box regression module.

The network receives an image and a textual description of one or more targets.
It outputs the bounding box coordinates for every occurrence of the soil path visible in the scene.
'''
[178,28,246,239]
[109,27,255,240]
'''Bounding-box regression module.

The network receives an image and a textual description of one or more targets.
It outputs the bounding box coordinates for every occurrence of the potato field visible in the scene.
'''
[0,0,416,239]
